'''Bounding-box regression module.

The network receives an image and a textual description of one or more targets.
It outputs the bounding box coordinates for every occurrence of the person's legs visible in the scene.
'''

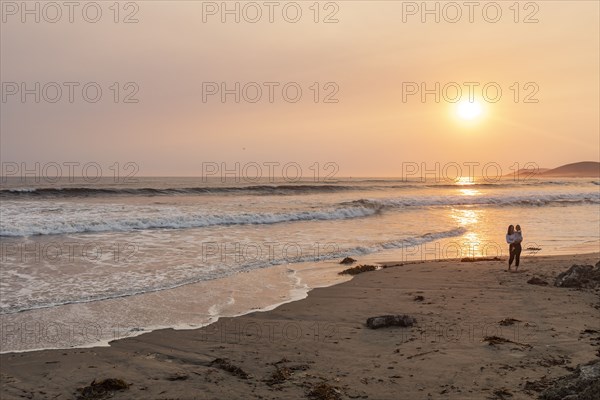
[514,243,522,268]
[508,244,515,269]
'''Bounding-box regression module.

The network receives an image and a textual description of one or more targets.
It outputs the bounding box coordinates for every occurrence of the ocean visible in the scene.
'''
[1,176,599,351]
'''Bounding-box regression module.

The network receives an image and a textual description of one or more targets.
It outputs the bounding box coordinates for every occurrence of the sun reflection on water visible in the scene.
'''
[455,176,475,185]
[455,176,481,197]
[449,208,499,258]
[459,188,480,197]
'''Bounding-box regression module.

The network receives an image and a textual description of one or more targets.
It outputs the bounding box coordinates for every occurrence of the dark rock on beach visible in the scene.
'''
[555,264,600,288]
[527,277,549,286]
[366,315,416,329]
[498,318,521,326]
[76,378,129,400]
[540,359,600,400]
[339,257,357,265]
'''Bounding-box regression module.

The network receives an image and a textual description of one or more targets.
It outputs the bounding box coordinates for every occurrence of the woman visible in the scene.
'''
[506,225,516,271]
[512,225,523,270]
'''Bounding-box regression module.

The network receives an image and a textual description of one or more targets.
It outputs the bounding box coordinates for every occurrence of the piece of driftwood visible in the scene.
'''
[366,315,416,329]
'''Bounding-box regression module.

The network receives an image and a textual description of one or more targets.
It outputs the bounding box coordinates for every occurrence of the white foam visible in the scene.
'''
[0,202,379,237]
[0,227,467,314]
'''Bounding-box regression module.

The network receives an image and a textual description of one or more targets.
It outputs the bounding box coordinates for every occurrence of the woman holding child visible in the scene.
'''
[505,224,523,271]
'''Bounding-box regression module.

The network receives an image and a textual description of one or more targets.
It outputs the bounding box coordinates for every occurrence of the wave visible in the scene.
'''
[282,227,468,262]
[343,192,600,209]
[0,204,382,237]
[1,179,596,198]
[0,227,466,314]
[0,185,360,197]
[2,191,598,237]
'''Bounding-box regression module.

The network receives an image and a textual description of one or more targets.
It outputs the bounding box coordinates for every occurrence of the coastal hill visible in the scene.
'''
[507,162,600,178]
[541,161,600,177]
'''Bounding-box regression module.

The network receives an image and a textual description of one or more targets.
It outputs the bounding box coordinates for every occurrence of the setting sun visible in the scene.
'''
[456,100,483,120]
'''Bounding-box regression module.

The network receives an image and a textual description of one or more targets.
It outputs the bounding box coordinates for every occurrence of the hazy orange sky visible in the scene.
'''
[1,1,599,177]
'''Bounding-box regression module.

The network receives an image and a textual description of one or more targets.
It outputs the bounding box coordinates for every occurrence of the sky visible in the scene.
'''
[1,1,599,177]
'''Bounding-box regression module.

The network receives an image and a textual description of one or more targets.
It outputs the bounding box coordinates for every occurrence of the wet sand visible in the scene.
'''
[1,253,599,399]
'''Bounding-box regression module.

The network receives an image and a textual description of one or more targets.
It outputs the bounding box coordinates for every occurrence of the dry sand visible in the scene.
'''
[1,253,599,399]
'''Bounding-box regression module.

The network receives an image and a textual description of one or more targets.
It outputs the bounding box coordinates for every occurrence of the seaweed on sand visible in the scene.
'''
[339,264,377,275]
[307,382,342,400]
[209,358,250,379]
[483,336,532,349]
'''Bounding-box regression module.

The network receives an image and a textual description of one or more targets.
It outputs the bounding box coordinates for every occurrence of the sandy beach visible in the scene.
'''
[3,1,599,399]
[1,253,598,400]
